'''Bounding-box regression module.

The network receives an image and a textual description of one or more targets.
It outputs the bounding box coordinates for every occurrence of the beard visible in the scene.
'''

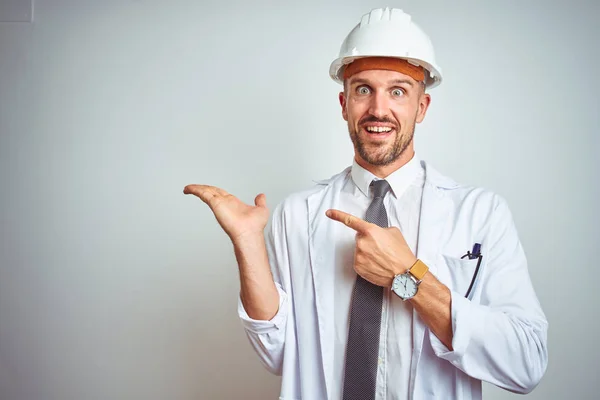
[348,116,416,166]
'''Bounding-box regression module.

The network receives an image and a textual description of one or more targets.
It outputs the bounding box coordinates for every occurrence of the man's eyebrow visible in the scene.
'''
[389,79,415,87]
[348,78,371,87]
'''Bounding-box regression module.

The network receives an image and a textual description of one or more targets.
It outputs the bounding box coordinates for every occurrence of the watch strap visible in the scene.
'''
[409,259,429,281]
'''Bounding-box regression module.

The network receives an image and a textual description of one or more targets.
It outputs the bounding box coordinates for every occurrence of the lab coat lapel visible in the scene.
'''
[409,161,456,398]
[307,168,350,400]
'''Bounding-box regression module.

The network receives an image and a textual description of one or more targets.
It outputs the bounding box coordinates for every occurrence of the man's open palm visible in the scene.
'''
[184,184,269,242]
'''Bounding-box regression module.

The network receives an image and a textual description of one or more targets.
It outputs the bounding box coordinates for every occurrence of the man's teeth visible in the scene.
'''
[366,126,392,133]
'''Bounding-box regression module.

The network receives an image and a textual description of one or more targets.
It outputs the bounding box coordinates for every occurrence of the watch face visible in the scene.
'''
[393,273,418,299]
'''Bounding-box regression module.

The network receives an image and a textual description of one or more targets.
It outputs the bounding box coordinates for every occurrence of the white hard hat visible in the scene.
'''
[329,8,443,89]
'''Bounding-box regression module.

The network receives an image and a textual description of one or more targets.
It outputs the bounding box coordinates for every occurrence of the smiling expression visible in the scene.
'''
[339,68,431,172]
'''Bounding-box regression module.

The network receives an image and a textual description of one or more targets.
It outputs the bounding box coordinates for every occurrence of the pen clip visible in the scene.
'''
[461,243,482,260]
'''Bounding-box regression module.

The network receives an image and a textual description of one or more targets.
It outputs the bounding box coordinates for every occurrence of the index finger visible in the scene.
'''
[326,209,372,234]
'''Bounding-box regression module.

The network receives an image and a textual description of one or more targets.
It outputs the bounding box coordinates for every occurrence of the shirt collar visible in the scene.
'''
[351,153,422,199]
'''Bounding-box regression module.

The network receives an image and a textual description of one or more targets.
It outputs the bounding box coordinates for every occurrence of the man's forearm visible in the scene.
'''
[233,234,280,321]
[409,273,453,350]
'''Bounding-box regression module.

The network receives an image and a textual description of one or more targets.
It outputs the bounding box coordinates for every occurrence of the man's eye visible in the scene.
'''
[357,86,370,95]
[392,88,405,97]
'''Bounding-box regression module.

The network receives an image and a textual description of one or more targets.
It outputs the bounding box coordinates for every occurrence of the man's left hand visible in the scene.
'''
[326,209,418,287]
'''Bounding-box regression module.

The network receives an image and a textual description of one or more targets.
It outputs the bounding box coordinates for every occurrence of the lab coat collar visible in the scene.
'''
[419,160,459,190]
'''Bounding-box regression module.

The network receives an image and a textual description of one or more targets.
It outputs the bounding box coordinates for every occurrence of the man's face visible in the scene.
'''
[339,69,431,167]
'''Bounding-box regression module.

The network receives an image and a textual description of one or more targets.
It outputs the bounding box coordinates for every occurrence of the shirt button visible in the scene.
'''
[378,357,383,365]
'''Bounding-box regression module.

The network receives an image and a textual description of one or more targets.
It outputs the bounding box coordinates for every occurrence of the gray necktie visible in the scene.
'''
[343,179,392,400]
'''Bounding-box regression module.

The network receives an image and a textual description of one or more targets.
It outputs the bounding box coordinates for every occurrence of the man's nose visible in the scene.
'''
[368,91,390,120]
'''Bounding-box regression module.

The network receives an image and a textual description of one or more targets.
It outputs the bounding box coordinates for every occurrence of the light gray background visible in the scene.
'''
[0,0,598,399]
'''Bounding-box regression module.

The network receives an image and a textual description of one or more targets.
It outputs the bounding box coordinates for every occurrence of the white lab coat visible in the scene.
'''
[238,160,548,400]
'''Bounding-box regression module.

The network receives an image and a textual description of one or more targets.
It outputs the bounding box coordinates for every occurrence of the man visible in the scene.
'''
[184,7,548,400]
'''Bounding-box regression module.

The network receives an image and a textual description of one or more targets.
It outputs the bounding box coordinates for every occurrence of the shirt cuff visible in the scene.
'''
[428,290,486,362]
[238,283,288,334]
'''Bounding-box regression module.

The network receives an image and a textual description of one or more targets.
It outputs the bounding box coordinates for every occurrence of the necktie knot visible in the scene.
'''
[370,179,391,199]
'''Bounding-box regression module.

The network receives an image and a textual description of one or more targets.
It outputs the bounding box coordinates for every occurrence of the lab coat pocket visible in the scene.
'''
[442,254,480,298]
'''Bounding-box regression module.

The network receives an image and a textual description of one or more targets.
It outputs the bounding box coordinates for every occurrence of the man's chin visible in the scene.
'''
[359,152,397,166]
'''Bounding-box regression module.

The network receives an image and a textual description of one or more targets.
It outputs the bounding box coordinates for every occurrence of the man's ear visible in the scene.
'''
[339,91,348,121]
[416,93,431,124]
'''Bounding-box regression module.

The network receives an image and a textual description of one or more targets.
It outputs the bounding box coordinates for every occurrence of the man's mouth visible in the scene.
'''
[365,126,393,133]
[362,124,395,138]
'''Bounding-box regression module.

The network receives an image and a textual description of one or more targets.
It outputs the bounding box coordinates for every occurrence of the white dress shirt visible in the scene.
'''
[333,153,425,400]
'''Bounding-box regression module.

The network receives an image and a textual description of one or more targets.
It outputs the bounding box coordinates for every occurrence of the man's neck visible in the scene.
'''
[354,148,416,179]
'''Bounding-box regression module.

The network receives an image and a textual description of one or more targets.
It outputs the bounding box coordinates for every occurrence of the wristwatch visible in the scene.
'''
[391,259,429,300]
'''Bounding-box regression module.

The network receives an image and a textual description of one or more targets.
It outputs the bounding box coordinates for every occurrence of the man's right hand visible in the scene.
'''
[183,184,280,321]
[183,184,269,243]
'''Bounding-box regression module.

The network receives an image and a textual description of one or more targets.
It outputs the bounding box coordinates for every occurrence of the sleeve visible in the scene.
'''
[237,203,291,376]
[428,195,549,394]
